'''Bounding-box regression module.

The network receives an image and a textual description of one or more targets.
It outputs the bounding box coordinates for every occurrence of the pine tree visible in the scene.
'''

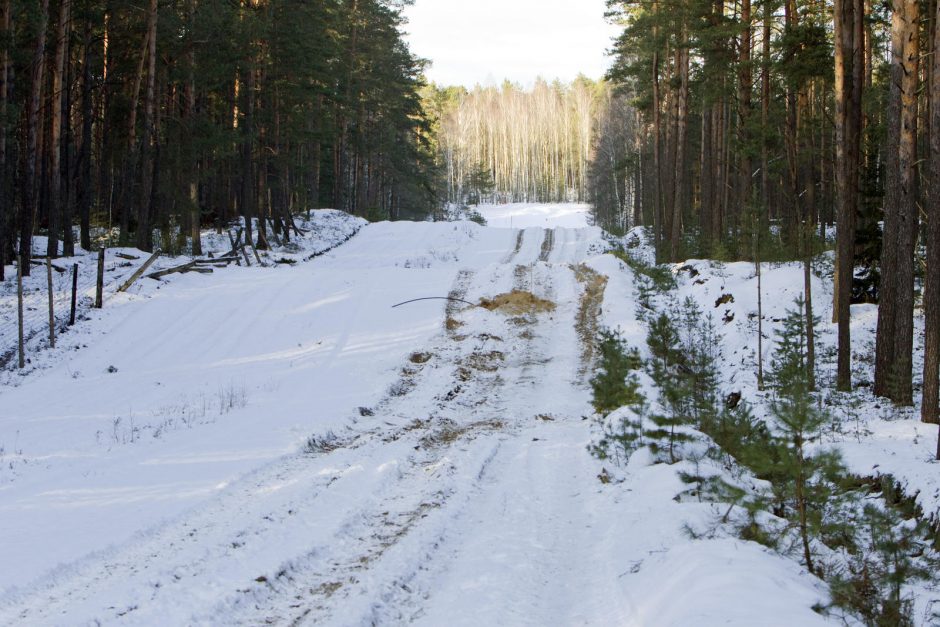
[589,328,647,464]
[759,297,837,576]
[590,328,644,415]
[645,310,697,463]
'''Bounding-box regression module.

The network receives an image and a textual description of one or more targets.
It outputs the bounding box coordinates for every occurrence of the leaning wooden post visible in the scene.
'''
[17,255,24,368]
[46,257,55,348]
[95,248,105,308]
[117,249,162,293]
[69,263,78,326]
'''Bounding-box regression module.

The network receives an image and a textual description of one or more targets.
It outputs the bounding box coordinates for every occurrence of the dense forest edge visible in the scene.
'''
[0,0,439,275]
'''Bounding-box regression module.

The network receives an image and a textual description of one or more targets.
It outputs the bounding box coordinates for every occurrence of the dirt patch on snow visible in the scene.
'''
[539,229,555,262]
[573,263,608,378]
[419,418,505,449]
[463,350,505,372]
[409,352,433,364]
[479,290,556,316]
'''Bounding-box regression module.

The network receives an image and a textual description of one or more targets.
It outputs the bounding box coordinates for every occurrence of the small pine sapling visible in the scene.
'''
[830,503,934,625]
[678,297,722,431]
[645,310,697,463]
[761,297,840,576]
[589,328,647,464]
[590,328,643,414]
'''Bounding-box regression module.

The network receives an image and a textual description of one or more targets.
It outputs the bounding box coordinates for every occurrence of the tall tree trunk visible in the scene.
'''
[760,0,771,220]
[737,0,752,233]
[651,28,663,259]
[48,0,70,258]
[186,0,201,255]
[833,0,864,391]
[875,0,919,404]
[119,25,149,245]
[925,0,940,425]
[77,6,93,251]
[671,30,689,262]
[135,0,157,252]
[0,0,11,279]
[20,0,51,276]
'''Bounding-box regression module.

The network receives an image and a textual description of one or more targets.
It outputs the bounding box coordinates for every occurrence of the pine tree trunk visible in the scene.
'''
[796,438,815,576]
[135,0,157,252]
[0,0,11,279]
[47,0,70,258]
[118,26,149,246]
[185,0,201,256]
[761,0,771,219]
[737,0,752,232]
[671,33,689,262]
[925,0,940,425]
[20,0,51,277]
[833,0,864,392]
[77,8,93,251]
[876,0,919,404]
[652,39,663,258]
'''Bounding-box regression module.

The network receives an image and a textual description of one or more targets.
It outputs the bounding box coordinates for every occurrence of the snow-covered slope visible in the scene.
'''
[0,206,832,625]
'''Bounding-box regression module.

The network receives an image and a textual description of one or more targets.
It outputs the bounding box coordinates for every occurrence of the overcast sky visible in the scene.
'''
[402,0,619,88]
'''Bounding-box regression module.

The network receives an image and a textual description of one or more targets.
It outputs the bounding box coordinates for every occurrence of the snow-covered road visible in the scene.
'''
[0,206,831,625]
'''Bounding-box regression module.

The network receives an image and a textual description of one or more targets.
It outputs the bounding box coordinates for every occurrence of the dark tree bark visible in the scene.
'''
[670,28,689,262]
[875,0,919,404]
[737,0,752,231]
[135,0,157,252]
[926,0,940,426]
[0,0,11,280]
[47,0,70,258]
[77,6,93,251]
[185,0,201,255]
[20,0,51,277]
[833,0,864,391]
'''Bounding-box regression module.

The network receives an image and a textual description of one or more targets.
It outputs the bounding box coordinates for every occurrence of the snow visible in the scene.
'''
[653,253,940,523]
[0,205,841,624]
[474,202,593,229]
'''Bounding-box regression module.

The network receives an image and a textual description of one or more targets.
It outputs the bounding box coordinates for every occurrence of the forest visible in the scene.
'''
[424,78,599,205]
[0,0,436,275]
[2,0,936,424]
[587,0,940,430]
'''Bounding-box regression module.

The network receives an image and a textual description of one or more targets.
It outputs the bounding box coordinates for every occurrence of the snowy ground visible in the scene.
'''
[653,254,940,522]
[473,202,593,229]
[0,205,835,625]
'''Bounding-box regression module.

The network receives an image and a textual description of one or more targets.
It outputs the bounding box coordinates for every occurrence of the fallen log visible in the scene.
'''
[116,249,162,293]
[146,261,214,280]
[30,259,67,273]
[114,252,141,261]
[194,256,238,265]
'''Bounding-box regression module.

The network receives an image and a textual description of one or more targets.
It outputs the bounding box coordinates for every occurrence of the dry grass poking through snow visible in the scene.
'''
[479,290,556,316]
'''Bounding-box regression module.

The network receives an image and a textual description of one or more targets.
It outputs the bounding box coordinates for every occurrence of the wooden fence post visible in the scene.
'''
[17,255,24,368]
[69,263,78,326]
[46,258,55,349]
[117,249,162,293]
[95,248,105,308]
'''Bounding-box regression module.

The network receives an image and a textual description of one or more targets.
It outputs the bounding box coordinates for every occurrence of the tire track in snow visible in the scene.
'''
[216,259,550,624]
[219,231,564,623]
[0,222,619,626]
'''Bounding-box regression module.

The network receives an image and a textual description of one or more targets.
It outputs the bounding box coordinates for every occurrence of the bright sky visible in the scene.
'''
[402,0,619,88]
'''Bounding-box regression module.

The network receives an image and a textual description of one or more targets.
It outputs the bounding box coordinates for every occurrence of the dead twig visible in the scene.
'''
[392,296,476,309]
